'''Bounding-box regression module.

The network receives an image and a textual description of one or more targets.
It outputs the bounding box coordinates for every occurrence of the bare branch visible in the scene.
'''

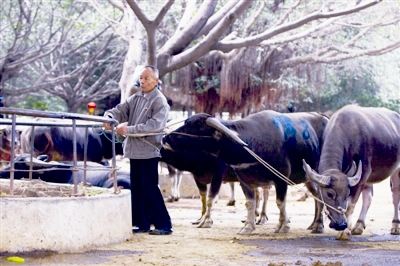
[107,0,124,12]
[195,0,240,39]
[213,0,382,52]
[278,40,400,68]
[157,1,218,57]
[161,0,252,75]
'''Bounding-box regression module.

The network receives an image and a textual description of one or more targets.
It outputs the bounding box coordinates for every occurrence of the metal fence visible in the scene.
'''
[0,107,120,196]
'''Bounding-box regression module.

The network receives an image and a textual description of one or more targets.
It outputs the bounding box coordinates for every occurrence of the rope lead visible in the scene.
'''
[243,146,345,215]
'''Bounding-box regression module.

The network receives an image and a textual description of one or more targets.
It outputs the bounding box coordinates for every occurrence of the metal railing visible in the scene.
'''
[0,107,119,196]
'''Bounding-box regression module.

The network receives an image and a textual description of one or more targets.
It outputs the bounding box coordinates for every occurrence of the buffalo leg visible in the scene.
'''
[305,180,324,234]
[226,182,236,206]
[197,166,226,228]
[255,187,261,217]
[274,182,290,233]
[351,184,373,235]
[256,185,271,225]
[165,165,182,202]
[192,180,208,226]
[336,168,372,240]
[390,168,400,235]
[238,182,256,235]
[172,170,183,201]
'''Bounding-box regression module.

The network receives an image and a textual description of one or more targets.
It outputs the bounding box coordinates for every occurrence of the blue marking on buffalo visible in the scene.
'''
[272,116,297,147]
[299,120,311,140]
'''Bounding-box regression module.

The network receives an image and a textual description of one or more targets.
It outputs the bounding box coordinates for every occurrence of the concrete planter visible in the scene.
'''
[0,180,131,254]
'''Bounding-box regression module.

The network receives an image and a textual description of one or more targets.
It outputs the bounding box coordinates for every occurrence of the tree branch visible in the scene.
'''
[161,0,252,75]
[213,0,382,52]
[278,40,400,68]
[157,0,218,57]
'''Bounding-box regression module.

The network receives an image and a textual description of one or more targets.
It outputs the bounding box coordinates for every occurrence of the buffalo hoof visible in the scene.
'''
[311,225,324,234]
[191,217,202,225]
[237,226,254,235]
[351,220,365,235]
[274,225,290,233]
[351,226,364,235]
[297,194,308,201]
[335,229,351,240]
[165,196,179,202]
[256,214,268,225]
[308,222,324,233]
[391,223,400,235]
[197,218,213,228]
[226,200,236,206]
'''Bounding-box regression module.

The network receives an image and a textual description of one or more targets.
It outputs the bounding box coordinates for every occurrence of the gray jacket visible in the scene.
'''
[104,88,170,159]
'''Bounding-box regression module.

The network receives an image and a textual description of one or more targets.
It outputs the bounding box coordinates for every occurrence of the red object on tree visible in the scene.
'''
[87,102,97,115]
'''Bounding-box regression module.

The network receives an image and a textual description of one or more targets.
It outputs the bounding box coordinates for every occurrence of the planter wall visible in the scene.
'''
[0,180,131,254]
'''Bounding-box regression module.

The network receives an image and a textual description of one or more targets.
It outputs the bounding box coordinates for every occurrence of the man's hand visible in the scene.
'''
[102,122,112,130]
[116,123,128,135]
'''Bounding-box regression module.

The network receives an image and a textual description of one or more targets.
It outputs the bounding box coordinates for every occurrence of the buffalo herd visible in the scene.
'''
[163,105,400,239]
[1,104,399,240]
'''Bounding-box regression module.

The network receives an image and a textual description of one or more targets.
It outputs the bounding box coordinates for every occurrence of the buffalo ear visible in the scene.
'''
[212,130,223,140]
[206,117,247,146]
[302,159,331,187]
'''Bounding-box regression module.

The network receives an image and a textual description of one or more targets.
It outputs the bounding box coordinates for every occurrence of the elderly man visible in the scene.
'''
[103,65,172,235]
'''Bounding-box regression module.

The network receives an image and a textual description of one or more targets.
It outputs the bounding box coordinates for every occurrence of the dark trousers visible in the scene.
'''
[130,158,172,230]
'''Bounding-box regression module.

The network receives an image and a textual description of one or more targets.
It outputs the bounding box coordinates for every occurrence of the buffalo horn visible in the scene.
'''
[23,155,67,168]
[346,161,357,176]
[347,160,362,187]
[206,118,248,146]
[302,159,331,187]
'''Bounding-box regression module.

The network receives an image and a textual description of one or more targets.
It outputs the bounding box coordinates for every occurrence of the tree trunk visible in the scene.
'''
[119,2,143,102]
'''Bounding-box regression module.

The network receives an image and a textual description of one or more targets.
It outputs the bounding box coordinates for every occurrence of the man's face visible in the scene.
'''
[139,68,159,93]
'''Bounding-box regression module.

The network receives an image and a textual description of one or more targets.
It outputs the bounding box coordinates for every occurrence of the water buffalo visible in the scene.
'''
[160,147,270,227]
[0,153,130,189]
[20,120,123,163]
[303,105,400,240]
[164,111,328,234]
[0,125,20,167]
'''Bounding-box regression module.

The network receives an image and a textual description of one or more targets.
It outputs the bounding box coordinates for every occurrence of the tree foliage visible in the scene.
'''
[1,0,400,115]
[1,0,125,112]
[104,0,400,115]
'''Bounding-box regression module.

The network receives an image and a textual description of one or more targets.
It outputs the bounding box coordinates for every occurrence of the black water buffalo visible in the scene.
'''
[164,111,328,234]
[160,147,270,227]
[0,154,130,189]
[303,105,400,240]
[20,120,123,163]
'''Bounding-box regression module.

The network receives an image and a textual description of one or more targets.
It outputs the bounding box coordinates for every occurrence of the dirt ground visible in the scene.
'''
[1,175,399,266]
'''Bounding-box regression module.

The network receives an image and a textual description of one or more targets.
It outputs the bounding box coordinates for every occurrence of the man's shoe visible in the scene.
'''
[148,228,173,235]
[132,228,150,233]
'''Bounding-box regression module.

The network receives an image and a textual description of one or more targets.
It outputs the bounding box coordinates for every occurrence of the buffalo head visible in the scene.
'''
[163,113,247,156]
[0,125,21,162]
[302,159,362,231]
[0,154,72,181]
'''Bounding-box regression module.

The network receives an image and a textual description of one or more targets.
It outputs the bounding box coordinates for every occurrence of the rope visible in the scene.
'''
[91,124,125,144]
[89,117,347,216]
[244,146,345,215]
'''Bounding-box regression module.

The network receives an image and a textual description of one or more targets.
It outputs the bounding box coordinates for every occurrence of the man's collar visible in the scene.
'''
[139,87,158,98]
